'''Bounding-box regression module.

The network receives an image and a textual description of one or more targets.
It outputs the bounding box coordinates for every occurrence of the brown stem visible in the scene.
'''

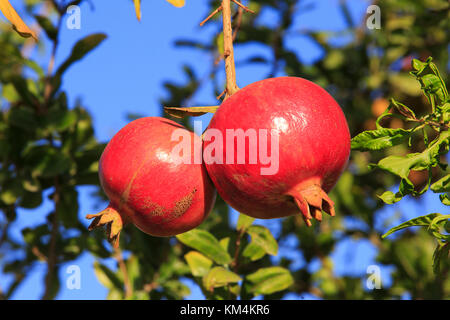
[42,178,60,300]
[231,229,244,272]
[222,0,239,99]
[44,15,62,103]
[232,7,244,42]
[115,247,132,299]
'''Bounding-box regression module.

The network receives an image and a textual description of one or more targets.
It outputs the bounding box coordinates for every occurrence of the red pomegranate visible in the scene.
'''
[87,117,216,247]
[203,77,350,226]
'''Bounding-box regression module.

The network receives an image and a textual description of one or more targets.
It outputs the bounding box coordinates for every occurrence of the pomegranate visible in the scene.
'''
[203,77,350,226]
[86,117,216,247]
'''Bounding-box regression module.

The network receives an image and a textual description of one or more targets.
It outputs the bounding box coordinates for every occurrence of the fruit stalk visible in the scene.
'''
[222,0,239,98]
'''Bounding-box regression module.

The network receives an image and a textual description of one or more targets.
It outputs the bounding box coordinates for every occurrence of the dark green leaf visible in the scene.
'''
[34,15,57,41]
[56,33,107,76]
[8,106,38,131]
[382,213,442,238]
[93,261,123,291]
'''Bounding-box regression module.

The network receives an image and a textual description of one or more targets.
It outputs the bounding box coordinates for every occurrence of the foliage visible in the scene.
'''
[352,58,450,274]
[0,0,449,300]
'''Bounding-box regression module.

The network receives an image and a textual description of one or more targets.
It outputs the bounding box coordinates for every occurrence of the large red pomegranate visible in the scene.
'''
[203,77,350,226]
[87,117,216,247]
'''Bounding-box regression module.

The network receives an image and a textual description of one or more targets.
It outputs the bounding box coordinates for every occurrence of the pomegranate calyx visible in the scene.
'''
[86,205,124,248]
[289,184,335,227]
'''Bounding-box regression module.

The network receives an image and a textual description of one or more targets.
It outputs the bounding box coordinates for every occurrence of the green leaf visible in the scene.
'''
[351,128,411,151]
[184,251,213,277]
[382,213,442,238]
[8,106,38,131]
[23,145,72,178]
[390,98,416,119]
[34,15,57,41]
[163,280,191,299]
[93,262,123,291]
[245,267,294,296]
[411,58,427,74]
[55,186,78,228]
[242,242,266,261]
[371,131,450,190]
[432,242,450,275]
[247,225,278,256]
[176,229,232,265]
[421,74,445,101]
[439,193,450,206]
[202,267,241,291]
[56,33,107,76]
[378,190,403,204]
[236,214,255,231]
[428,214,450,240]
[41,108,77,133]
[430,174,450,192]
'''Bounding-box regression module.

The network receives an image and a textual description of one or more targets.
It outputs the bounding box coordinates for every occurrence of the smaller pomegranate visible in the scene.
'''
[87,117,216,247]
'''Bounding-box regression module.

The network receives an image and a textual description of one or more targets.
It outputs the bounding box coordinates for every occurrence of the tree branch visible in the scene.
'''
[222,0,240,99]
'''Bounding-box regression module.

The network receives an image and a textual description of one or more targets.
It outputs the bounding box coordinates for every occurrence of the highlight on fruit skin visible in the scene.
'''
[203,76,351,226]
[86,117,217,247]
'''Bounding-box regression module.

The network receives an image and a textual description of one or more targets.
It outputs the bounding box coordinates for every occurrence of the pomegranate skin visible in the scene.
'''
[204,77,350,225]
[87,117,216,246]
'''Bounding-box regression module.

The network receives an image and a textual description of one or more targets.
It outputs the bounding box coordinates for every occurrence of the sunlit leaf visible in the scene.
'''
[430,174,450,193]
[202,267,241,291]
[351,128,411,151]
[184,251,213,277]
[164,106,218,118]
[133,0,141,21]
[177,229,232,265]
[166,0,185,8]
[0,0,37,40]
[247,225,278,256]
[236,214,255,231]
[245,267,293,296]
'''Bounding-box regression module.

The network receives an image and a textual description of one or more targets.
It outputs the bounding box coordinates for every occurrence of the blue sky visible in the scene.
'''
[2,0,445,300]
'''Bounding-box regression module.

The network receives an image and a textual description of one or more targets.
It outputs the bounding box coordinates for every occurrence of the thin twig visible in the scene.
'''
[232,7,244,41]
[200,5,223,26]
[115,247,133,299]
[231,0,255,13]
[230,229,245,272]
[216,89,227,100]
